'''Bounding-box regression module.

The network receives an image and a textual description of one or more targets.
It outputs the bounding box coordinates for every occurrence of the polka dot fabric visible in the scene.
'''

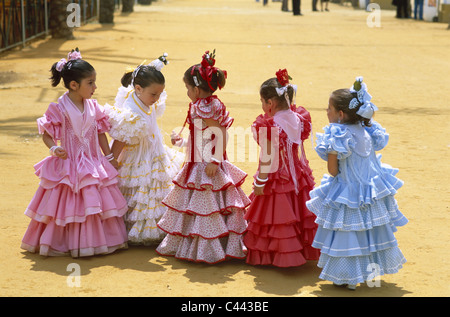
[306,122,408,286]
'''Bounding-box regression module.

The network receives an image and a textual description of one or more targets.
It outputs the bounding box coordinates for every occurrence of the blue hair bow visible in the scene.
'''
[349,76,378,119]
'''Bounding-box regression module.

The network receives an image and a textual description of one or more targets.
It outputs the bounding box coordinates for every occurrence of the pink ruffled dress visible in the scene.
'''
[21,92,128,257]
[156,96,250,264]
[244,105,320,267]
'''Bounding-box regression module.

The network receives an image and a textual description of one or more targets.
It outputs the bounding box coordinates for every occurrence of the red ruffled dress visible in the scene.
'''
[244,105,320,267]
[156,96,251,264]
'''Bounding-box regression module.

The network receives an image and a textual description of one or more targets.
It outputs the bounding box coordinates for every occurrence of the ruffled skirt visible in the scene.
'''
[118,145,184,245]
[156,161,250,264]
[244,172,320,267]
[306,168,408,285]
[21,156,128,257]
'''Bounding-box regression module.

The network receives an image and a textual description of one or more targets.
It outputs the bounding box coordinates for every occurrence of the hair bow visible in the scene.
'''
[56,48,82,72]
[191,49,227,91]
[275,69,297,106]
[149,52,169,72]
[349,76,378,119]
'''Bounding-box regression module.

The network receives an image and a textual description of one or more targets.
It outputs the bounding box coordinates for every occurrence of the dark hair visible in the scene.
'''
[121,65,165,88]
[259,77,294,110]
[183,64,226,93]
[50,59,95,89]
[330,88,372,126]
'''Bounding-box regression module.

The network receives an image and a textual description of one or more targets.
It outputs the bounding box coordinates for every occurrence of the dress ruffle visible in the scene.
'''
[21,215,128,257]
[104,103,147,145]
[190,96,234,128]
[34,155,120,192]
[156,162,250,264]
[308,155,404,209]
[307,121,407,285]
[315,124,355,161]
[106,90,184,245]
[37,103,63,140]
[244,105,320,267]
[22,181,128,257]
[172,160,247,192]
[22,99,129,257]
[119,148,184,245]
[317,247,406,285]
[244,188,320,267]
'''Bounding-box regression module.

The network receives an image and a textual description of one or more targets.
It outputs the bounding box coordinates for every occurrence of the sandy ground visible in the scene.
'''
[0,0,449,298]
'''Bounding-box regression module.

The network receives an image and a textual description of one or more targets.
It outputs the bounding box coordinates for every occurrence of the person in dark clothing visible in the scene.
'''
[395,0,409,18]
[293,0,302,15]
[313,0,318,11]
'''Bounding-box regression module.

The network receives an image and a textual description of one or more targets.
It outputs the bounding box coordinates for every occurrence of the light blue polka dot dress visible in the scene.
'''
[306,121,408,286]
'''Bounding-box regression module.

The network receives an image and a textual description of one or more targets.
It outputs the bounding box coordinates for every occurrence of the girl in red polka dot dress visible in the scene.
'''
[156,50,250,264]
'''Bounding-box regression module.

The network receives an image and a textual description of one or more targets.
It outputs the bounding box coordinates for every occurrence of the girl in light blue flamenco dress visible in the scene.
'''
[306,77,408,290]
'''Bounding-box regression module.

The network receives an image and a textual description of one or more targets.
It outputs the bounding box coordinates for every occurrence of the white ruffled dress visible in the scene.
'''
[105,87,184,245]
[306,121,408,286]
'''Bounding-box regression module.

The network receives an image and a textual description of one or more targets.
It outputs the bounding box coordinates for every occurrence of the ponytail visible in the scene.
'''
[50,62,63,87]
[121,71,133,87]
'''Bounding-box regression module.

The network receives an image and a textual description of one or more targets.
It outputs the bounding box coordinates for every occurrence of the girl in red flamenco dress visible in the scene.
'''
[156,50,250,264]
[244,69,320,267]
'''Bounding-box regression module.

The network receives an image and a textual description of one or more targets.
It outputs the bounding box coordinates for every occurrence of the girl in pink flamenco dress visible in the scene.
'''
[21,49,128,257]
[244,69,320,267]
[156,50,250,264]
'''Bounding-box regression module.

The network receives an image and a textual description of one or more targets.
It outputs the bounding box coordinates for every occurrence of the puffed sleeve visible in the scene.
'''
[152,90,167,119]
[315,124,355,161]
[251,114,279,147]
[292,104,312,141]
[191,97,234,128]
[93,101,112,134]
[364,121,389,151]
[37,102,63,141]
[104,103,147,145]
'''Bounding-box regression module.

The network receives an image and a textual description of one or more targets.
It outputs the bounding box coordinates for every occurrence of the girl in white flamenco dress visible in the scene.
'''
[105,55,184,245]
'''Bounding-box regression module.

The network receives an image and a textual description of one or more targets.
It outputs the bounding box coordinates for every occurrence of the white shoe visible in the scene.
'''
[347,284,357,290]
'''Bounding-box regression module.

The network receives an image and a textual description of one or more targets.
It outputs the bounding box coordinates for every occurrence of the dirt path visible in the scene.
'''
[0,0,449,297]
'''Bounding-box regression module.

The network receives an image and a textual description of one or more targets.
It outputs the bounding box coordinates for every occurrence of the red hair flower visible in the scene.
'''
[276,69,292,86]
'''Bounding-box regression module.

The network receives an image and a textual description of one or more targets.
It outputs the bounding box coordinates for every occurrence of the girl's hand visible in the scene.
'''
[171,131,183,146]
[53,147,68,160]
[253,184,265,196]
[205,162,219,177]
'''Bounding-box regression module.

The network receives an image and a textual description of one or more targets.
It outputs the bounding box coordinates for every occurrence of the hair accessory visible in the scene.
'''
[192,76,200,87]
[56,48,82,72]
[275,69,297,106]
[190,49,227,91]
[276,69,291,86]
[149,52,169,72]
[349,76,378,119]
[130,60,147,86]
